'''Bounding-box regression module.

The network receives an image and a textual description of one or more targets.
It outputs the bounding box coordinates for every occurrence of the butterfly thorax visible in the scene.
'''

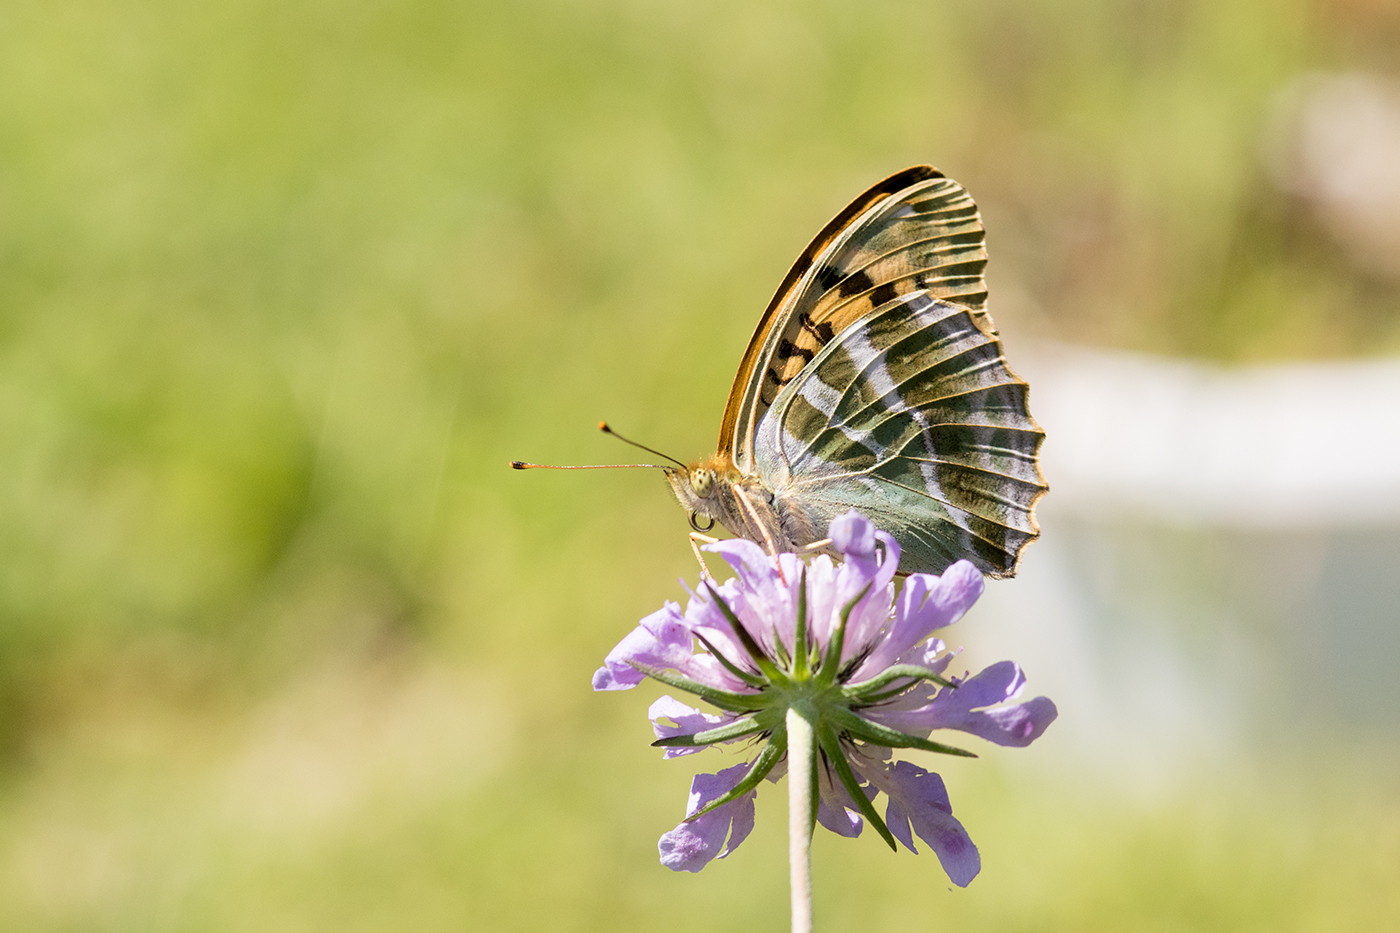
[665,454,820,553]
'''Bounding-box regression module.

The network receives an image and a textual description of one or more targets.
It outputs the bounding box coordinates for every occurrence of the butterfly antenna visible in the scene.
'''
[509,460,668,471]
[597,422,688,470]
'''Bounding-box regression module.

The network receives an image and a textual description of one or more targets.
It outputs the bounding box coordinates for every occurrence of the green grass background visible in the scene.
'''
[1,0,1398,929]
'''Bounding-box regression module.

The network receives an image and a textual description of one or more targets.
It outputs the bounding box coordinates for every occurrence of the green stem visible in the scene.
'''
[786,707,814,933]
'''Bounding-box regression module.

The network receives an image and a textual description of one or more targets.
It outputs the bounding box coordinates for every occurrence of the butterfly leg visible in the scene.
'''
[731,483,789,584]
[688,532,721,580]
[793,538,833,556]
[731,483,779,557]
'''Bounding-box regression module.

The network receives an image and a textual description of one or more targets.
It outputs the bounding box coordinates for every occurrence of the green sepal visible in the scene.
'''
[771,626,792,669]
[704,583,785,684]
[652,715,767,748]
[815,582,872,687]
[826,706,977,758]
[807,742,820,839]
[692,630,767,689]
[842,664,956,702]
[625,661,763,714]
[815,723,897,852]
[684,732,787,822]
[792,568,810,679]
[853,684,932,705]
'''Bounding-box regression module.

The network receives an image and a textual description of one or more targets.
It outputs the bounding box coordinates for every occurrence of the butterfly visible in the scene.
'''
[517,166,1046,578]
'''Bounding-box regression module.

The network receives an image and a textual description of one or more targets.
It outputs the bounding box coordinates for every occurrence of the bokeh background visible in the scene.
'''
[2,0,1398,930]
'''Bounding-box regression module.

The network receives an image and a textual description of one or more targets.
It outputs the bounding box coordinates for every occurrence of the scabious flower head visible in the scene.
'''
[593,510,1057,886]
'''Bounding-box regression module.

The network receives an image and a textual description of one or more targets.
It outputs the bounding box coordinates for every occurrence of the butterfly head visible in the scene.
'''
[664,455,736,531]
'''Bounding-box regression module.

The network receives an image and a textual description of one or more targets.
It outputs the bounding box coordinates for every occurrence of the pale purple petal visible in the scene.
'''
[802,554,839,648]
[648,697,738,759]
[679,579,769,686]
[859,759,980,887]
[722,788,756,855]
[592,603,693,691]
[852,562,984,680]
[870,661,1058,747]
[680,580,746,660]
[814,762,866,837]
[705,539,805,658]
[816,795,863,837]
[892,638,952,673]
[965,697,1059,746]
[842,579,896,666]
[592,602,751,693]
[704,535,774,582]
[832,516,903,657]
[657,762,757,872]
[767,552,806,652]
[683,577,769,668]
[830,510,877,557]
[686,654,753,693]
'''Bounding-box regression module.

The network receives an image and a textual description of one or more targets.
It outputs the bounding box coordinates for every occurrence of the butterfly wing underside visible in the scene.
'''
[754,292,1046,577]
[718,166,993,475]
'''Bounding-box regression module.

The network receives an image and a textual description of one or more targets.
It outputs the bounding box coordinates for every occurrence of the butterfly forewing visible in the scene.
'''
[719,167,991,475]
[753,291,1046,577]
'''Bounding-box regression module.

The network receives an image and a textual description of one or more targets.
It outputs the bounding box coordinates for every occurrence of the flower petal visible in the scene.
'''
[657,762,757,872]
[815,760,866,837]
[683,578,770,672]
[592,603,692,691]
[828,512,902,662]
[816,796,863,837]
[830,510,877,558]
[852,561,984,680]
[704,539,805,659]
[860,759,981,887]
[870,661,1058,747]
[803,554,839,649]
[592,602,750,693]
[648,696,737,758]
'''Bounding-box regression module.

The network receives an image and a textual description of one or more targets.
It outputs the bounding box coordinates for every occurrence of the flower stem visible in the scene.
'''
[786,707,814,933]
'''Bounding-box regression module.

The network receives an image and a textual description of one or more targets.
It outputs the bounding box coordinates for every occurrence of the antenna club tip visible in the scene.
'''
[509,460,528,470]
[598,421,611,433]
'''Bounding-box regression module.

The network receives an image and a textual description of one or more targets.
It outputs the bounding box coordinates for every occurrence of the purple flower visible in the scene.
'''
[593,510,1057,886]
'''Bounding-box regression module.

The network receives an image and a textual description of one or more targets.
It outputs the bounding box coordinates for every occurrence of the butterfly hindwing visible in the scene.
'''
[753,291,1046,577]
[720,167,990,474]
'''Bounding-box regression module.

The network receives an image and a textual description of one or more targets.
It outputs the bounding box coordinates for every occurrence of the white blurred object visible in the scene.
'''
[1017,344,1400,527]
[1266,71,1400,279]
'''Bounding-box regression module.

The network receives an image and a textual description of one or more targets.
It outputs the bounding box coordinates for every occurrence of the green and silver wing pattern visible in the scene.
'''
[753,290,1046,577]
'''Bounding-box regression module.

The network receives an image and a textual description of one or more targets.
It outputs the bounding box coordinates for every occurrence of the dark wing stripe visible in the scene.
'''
[757,290,1046,576]
[847,377,1032,434]
[721,168,991,471]
[899,458,1046,493]
[802,266,989,339]
[774,295,1040,473]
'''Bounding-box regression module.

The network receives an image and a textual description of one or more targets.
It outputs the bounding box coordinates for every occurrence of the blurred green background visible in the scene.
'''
[2,0,1399,930]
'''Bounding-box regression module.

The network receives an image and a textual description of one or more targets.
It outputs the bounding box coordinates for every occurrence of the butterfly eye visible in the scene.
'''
[690,469,715,499]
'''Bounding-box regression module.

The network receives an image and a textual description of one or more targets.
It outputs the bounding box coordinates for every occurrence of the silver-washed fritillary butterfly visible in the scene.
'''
[516,166,1047,577]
